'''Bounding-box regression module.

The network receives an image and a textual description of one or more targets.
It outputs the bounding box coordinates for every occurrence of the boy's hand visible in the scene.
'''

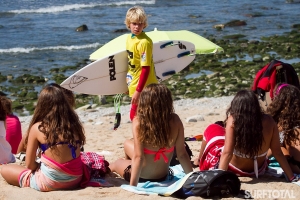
[131,91,141,105]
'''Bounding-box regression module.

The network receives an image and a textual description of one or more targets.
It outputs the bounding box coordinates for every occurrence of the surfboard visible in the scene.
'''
[60,40,195,95]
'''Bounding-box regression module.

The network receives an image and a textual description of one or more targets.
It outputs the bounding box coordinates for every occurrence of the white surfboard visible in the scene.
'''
[60,40,195,95]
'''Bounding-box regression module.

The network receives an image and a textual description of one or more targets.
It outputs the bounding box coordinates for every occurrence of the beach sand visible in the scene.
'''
[1,96,299,200]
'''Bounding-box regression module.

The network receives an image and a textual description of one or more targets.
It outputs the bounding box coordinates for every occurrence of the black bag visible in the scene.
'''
[174,170,241,198]
[170,142,193,166]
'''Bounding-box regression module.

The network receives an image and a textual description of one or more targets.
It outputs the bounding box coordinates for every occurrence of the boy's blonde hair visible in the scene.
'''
[124,6,148,29]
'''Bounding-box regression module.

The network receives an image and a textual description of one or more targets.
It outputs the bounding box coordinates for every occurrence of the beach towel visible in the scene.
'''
[121,164,192,196]
[19,154,83,192]
[266,156,300,186]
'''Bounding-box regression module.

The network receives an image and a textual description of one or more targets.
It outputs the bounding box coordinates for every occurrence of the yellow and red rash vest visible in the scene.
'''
[126,32,158,97]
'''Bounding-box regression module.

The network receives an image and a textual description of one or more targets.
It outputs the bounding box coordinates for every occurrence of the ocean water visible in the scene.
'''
[0,0,300,90]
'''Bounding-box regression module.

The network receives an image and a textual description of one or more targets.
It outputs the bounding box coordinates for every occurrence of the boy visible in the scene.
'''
[124,6,158,120]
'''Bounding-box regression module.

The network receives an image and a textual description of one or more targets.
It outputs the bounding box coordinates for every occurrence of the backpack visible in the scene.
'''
[170,142,193,166]
[174,170,241,198]
[251,59,300,101]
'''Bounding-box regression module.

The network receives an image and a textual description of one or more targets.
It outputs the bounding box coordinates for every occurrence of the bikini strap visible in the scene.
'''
[144,147,175,163]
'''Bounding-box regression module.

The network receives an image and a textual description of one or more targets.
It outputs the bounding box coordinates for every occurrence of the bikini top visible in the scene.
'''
[233,149,268,159]
[233,149,268,178]
[39,140,82,159]
[144,146,175,163]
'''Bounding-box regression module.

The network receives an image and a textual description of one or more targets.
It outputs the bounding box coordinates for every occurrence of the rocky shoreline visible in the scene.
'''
[1,25,300,116]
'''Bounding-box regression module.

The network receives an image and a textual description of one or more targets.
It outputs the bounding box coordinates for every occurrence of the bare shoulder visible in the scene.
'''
[170,113,182,123]
[29,122,44,139]
[262,113,276,124]
[262,113,277,131]
[30,122,41,131]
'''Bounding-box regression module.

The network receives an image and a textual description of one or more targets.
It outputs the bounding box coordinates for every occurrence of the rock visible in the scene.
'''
[186,115,205,123]
[102,112,116,117]
[225,20,247,27]
[98,95,106,104]
[76,105,91,111]
[213,24,225,30]
[95,121,103,125]
[7,75,13,80]
[76,24,88,31]
[186,118,197,123]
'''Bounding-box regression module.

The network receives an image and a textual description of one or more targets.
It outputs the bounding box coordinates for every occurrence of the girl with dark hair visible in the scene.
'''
[0,96,22,154]
[267,83,300,174]
[1,84,86,191]
[109,83,193,186]
[197,90,296,181]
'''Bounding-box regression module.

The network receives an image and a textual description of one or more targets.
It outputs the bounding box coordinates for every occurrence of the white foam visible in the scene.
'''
[0,43,101,54]
[8,1,155,14]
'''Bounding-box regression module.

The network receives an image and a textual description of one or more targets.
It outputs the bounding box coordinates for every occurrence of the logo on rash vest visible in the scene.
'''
[141,52,146,62]
[108,55,116,81]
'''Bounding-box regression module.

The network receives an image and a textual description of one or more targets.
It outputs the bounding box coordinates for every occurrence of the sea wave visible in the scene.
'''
[0,43,101,54]
[7,1,155,14]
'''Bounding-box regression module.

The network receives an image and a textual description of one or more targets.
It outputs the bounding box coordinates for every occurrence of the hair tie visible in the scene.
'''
[275,83,289,96]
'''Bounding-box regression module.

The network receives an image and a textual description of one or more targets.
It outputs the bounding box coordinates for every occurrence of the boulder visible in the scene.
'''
[76,24,88,32]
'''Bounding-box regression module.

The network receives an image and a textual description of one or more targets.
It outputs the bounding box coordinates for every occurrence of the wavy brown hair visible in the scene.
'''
[267,84,300,146]
[137,84,174,148]
[25,84,85,148]
[47,83,75,107]
[0,96,12,115]
[225,90,264,158]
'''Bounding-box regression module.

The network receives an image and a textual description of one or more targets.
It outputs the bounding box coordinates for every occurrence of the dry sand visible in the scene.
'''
[1,96,299,200]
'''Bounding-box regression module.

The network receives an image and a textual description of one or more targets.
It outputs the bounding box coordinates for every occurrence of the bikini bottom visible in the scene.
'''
[123,165,174,183]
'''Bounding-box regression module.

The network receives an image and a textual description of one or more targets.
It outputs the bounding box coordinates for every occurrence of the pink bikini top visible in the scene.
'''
[144,146,175,163]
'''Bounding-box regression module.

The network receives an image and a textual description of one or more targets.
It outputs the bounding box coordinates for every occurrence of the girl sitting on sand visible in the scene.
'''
[1,84,86,191]
[267,83,300,174]
[109,83,193,186]
[0,96,16,164]
[195,90,297,181]
[1,96,22,154]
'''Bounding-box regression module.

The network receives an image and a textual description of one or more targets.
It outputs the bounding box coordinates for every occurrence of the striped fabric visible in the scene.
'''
[19,154,83,191]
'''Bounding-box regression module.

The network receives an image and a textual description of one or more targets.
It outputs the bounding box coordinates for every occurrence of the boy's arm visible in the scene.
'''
[131,66,150,105]
[136,66,150,92]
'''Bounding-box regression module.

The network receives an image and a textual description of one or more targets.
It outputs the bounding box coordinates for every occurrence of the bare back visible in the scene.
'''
[229,114,276,172]
[26,122,82,167]
[129,113,192,180]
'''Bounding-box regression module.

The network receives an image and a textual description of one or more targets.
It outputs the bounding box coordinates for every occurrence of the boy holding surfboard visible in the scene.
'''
[124,6,158,120]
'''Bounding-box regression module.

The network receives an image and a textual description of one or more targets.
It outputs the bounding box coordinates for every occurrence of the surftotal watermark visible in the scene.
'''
[244,189,296,199]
